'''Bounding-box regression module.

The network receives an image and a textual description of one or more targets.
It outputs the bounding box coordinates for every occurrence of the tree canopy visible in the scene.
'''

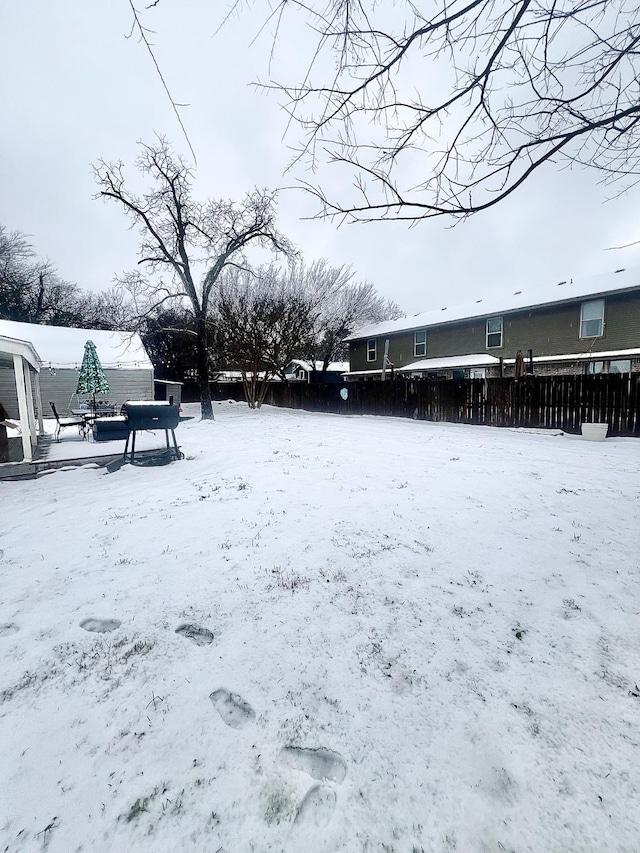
[212,258,403,407]
[0,224,127,328]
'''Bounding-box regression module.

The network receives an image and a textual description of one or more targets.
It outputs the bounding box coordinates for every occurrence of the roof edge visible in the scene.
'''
[0,334,42,370]
[345,274,640,342]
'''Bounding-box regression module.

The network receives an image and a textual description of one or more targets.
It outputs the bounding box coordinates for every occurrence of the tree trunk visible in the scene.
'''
[35,273,45,320]
[256,374,272,408]
[195,314,214,420]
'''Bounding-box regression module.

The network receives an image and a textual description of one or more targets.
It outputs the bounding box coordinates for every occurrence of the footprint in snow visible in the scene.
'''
[292,784,336,830]
[210,689,256,728]
[0,623,19,637]
[175,623,214,645]
[80,618,122,634]
[279,746,347,784]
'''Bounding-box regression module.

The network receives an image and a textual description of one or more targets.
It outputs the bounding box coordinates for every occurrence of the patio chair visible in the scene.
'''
[49,402,86,442]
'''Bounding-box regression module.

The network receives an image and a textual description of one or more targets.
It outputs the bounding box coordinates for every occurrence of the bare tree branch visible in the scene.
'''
[234,0,640,222]
[126,0,198,164]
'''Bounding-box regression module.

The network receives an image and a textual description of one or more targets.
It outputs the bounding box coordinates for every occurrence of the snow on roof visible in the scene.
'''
[0,320,152,370]
[123,400,172,406]
[343,368,385,376]
[343,350,639,376]
[287,360,349,373]
[503,347,640,364]
[399,354,501,371]
[345,267,640,341]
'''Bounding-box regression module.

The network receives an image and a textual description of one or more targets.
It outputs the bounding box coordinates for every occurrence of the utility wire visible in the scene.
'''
[126,0,198,165]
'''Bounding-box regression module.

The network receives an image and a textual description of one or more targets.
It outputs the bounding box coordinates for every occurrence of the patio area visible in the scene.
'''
[1,319,157,479]
[0,418,179,480]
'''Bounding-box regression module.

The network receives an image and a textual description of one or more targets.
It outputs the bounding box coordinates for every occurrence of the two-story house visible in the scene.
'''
[344,268,640,379]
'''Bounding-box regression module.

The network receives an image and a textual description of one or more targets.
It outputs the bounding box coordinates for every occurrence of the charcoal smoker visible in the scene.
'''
[93,400,182,464]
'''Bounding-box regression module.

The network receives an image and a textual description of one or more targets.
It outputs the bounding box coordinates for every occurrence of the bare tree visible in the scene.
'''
[215,266,317,408]
[213,259,402,403]
[277,259,402,372]
[72,286,134,330]
[309,271,404,370]
[0,225,105,326]
[93,137,293,419]
[240,0,640,223]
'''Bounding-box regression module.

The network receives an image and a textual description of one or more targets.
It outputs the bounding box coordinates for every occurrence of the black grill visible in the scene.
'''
[92,401,183,463]
[120,401,180,431]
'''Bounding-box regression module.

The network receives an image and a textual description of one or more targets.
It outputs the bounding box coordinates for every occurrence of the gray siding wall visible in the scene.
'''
[1,367,153,420]
[0,366,41,420]
[40,368,154,416]
[350,291,640,372]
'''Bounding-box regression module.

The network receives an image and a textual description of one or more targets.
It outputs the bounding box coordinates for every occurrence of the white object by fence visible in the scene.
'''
[581,423,609,441]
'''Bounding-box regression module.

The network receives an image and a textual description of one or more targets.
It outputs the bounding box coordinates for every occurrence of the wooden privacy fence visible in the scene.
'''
[208,375,640,436]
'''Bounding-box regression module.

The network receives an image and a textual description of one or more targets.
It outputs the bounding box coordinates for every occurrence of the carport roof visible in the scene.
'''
[0,333,41,371]
[399,354,501,372]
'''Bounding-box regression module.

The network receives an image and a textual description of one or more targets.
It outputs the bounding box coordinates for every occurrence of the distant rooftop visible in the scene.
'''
[0,319,152,370]
[345,267,640,341]
[287,360,349,373]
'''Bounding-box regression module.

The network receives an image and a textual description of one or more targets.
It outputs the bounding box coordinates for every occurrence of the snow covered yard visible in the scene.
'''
[1,402,639,853]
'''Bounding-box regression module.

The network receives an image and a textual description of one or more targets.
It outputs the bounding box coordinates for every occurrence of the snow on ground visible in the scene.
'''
[1,402,639,853]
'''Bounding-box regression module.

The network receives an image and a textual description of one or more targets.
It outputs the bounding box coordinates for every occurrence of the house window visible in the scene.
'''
[585,361,604,375]
[486,317,503,348]
[414,330,427,357]
[580,299,605,338]
[609,359,631,374]
[367,339,377,362]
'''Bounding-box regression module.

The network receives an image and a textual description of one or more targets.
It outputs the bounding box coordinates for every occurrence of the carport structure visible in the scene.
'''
[0,332,43,463]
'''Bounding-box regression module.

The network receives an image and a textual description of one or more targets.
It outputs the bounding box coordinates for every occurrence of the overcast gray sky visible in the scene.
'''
[1,1,639,316]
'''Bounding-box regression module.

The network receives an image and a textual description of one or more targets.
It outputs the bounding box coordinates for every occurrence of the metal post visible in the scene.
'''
[171,429,181,460]
[381,339,390,381]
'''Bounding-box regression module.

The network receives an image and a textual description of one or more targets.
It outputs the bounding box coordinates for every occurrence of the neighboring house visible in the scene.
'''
[344,268,640,379]
[284,360,349,383]
[0,320,154,420]
[210,370,244,382]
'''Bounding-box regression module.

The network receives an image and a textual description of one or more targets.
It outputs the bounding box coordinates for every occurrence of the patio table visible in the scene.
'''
[67,411,95,440]
[71,406,118,418]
